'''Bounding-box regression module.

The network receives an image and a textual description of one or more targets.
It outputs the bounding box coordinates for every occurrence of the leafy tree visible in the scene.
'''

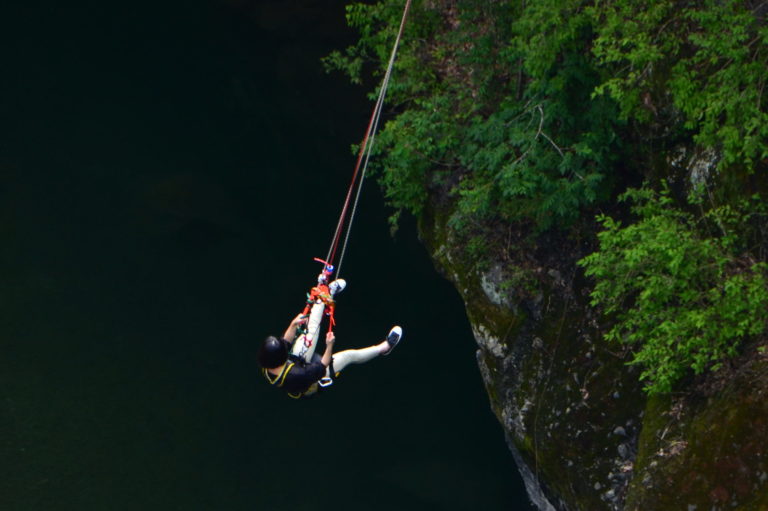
[589,0,768,168]
[328,0,768,393]
[326,0,625,233]
[579,187,768,394]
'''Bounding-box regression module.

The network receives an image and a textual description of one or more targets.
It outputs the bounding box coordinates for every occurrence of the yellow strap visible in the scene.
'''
[288,382,319,399]
[264,362,295,388]
[277,363,294,387]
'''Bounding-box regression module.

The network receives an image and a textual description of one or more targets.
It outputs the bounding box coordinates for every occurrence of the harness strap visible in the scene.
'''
[297,283,337,336]
[263,362,295,388]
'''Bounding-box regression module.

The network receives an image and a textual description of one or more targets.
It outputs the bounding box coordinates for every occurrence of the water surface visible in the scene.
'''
[0,2,534,509]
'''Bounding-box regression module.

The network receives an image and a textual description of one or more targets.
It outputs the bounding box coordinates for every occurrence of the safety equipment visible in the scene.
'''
[290,259,338,361]
[291,0,412,364]
[258,336,289,368]
[262,357,320,399]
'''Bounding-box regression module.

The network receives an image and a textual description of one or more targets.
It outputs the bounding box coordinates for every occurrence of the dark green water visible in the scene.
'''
[0,1,534,509]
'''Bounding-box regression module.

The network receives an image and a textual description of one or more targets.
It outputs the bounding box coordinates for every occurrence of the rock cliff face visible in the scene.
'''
[416,160,768,510]
[324,0,768,507]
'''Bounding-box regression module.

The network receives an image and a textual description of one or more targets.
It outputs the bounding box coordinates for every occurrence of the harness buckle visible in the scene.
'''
[318,376,334,388]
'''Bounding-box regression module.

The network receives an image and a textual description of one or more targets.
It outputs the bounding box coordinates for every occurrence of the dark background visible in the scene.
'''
[0,1,533,509]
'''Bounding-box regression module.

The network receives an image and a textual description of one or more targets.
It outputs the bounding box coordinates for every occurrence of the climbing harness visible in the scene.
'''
[263,361,295,389]
[263,354,325,398]
[318,358,338,388]
[291,0,412,363]
[289,257,339,361]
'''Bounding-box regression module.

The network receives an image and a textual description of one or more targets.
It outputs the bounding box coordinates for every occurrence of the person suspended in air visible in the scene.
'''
[258,0,413,399]
[258,267,403,399]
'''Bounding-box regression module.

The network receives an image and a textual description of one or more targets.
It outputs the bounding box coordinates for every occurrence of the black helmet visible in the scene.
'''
[259,336,288,368]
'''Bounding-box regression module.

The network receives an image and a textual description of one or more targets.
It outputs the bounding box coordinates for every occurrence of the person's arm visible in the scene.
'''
[321,331,335,367]
[282,314,307,342]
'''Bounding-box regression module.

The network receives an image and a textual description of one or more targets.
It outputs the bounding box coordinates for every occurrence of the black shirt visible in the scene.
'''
[264,341,326,396]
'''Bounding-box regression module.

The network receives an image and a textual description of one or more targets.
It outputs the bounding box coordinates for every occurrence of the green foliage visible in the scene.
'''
[500,268,539,297]
[327,0,625,236]
[589,0,768,168]
[329,0,768,344]
[465,235,491,270]
[579,187,768,394]
[328,0,767,248]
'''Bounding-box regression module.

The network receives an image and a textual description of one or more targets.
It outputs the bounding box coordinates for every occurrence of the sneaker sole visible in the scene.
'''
[384,326,403,355]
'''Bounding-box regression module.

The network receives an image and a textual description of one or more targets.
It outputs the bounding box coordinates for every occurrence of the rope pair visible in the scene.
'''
[324,0,413,278]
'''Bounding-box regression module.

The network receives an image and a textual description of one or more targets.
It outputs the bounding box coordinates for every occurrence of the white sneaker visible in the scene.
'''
[329,279,346,296]
[384,326,403,355]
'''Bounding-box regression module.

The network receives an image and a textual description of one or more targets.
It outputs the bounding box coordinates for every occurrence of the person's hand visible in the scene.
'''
[292,314,308,326]
[325,331,335,344]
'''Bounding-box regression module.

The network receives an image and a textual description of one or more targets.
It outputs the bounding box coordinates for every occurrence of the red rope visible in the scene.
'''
[326,0,413,270]
[327,113,378,266]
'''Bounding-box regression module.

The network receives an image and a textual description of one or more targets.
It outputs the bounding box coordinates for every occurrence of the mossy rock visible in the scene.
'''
[627,353,768,510]
[418,195,647,510]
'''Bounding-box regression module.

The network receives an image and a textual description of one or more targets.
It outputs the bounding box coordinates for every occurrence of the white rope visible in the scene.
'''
[335,0,412,278]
